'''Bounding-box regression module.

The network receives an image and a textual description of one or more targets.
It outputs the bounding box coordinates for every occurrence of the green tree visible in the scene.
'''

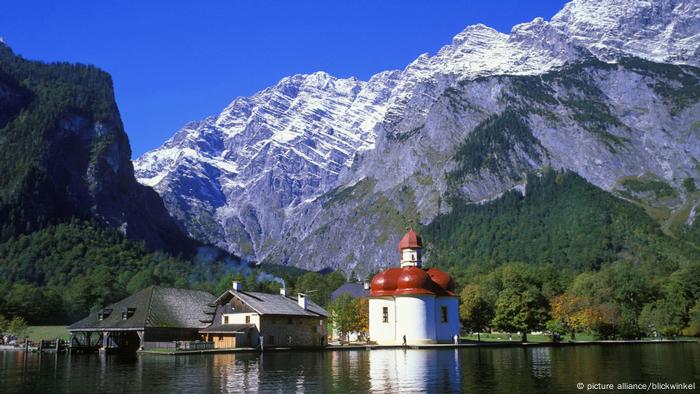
[329,294,357,341]
[492,287,549,342]
[295,272,346,308]
[459,284,494,341]
[7,316,27,338]
[638,299,685,338]
[682,300,700,336]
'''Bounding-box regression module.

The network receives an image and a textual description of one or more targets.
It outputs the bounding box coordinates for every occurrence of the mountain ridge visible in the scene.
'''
[134,0,700,272]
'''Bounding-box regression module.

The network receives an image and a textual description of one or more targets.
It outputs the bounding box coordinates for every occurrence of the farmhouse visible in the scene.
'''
[68,286,215,352]
[201,282,329,349]
[369,229,460,345]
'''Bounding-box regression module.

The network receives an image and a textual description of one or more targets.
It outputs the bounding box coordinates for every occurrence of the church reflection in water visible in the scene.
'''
[369,349,461,393]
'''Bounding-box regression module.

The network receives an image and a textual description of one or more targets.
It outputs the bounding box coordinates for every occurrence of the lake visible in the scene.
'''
[1,343,698,393]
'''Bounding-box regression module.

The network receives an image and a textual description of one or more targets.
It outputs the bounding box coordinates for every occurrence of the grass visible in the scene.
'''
[25,326,69,341]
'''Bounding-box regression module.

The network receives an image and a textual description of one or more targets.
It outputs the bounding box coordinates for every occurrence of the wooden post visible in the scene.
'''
[137,330,145,350]
[101,332,110,351]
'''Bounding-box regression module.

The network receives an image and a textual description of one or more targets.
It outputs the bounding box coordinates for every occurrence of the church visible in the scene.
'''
[369,229,460,345]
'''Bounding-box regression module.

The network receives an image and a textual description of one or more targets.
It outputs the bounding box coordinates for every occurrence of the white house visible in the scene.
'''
[201,282,328,349]
[369,229,460,345]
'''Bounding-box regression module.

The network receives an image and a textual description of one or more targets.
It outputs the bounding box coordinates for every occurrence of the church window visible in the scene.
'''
[224,316,229,324]
[382,307,389,323]
[441,306,448,323]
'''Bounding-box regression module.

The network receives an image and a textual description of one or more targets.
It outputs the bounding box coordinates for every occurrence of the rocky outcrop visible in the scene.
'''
[134,0,700,271]
[0,43,198,254]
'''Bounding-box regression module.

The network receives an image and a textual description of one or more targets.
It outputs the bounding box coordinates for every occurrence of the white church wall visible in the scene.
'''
[369,297,396,345]
[434,297,460,342]
[396,295,436,344]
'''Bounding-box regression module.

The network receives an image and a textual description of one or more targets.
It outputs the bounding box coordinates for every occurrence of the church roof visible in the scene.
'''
[372,229,456,297]
[398,228,422,250]
[370,266,456,297]
[330,283,370,301]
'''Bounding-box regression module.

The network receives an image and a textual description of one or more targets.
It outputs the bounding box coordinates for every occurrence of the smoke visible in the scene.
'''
[194,248,288,289]
[195,246,253,277]
[195,246,219,264]
[256,271,286,289]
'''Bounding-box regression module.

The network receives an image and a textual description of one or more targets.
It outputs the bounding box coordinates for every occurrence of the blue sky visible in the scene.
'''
[2,1,569,158]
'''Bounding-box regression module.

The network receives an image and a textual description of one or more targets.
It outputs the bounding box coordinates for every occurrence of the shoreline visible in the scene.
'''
[137,338,698,356]
[3,339,695,355]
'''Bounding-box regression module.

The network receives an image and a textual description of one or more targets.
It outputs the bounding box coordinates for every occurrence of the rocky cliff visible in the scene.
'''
[0,43,198,254]
[134,0,700,272]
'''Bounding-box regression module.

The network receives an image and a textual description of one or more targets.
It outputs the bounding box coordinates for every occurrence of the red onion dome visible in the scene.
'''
[426,267,456,295]
[370,268,401,296]
[398,228,422,251]
[394,266,434,295]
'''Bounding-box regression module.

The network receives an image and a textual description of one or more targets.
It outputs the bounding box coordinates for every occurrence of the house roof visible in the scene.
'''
[215,290,328,318]
[68,286,216,331]
[200,323,255,334]
[330,283,369,301]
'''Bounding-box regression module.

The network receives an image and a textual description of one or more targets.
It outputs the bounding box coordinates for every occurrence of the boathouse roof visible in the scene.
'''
[68,286,216,331]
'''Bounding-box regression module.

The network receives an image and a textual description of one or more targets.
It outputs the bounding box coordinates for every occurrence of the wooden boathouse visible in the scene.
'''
[68,286,215,352]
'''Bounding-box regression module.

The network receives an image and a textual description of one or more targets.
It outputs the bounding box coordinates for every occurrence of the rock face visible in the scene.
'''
[134,0,700,272]
[0,43,198,254]
[135,71,400,259]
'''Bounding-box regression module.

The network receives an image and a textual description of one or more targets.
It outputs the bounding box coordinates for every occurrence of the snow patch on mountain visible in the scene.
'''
[134,0,700,264]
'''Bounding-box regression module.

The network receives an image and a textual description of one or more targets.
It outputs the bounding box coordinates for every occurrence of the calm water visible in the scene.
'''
[1,344,698,393]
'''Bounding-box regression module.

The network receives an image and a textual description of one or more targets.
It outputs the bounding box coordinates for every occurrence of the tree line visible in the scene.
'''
[458,261,700,340]
[0,218,347,324]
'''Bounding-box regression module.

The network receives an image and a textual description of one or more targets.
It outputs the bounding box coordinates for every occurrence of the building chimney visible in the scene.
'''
[297,293,308,310]
[363,281,370,290]
[280,287,287,297]
[232,281,242,291]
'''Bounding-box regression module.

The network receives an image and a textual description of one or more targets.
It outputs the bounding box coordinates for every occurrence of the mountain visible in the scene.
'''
[134,0,700,274]
[0,42,198,254]
[135,71,400,260]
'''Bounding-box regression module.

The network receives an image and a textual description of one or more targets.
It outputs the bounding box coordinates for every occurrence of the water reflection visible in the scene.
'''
[369,349,461,393]
[0,344,697,393]
[530,346,552,379]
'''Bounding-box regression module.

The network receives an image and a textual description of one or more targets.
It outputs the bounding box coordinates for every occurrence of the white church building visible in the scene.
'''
[369,229,460,345]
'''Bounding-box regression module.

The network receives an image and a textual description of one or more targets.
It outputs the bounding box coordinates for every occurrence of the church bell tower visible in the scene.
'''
[398,228,423,268]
